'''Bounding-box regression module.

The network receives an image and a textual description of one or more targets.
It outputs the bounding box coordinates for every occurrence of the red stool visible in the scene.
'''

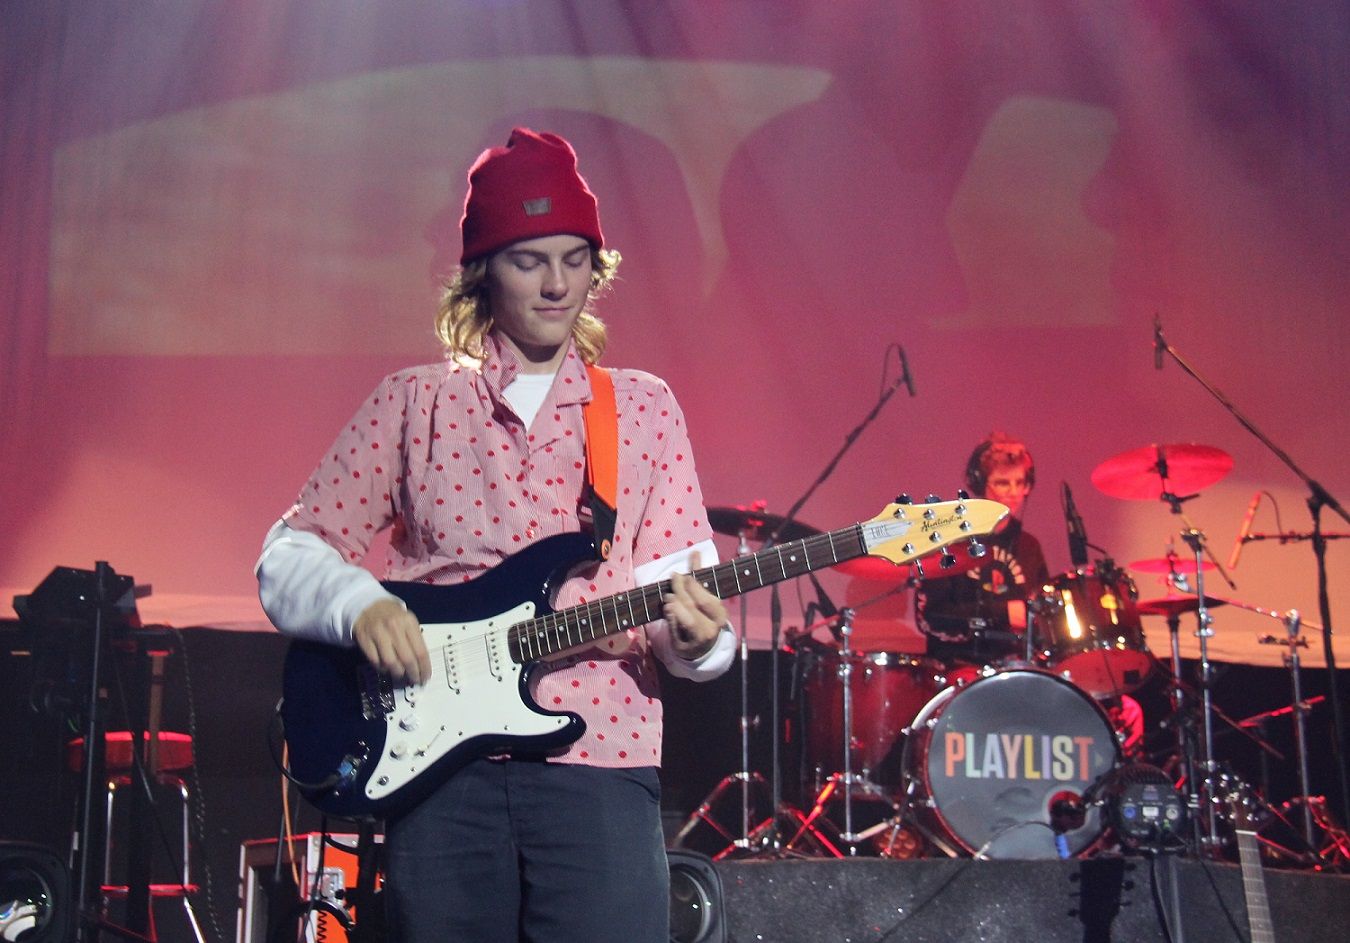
[66,731,197,897]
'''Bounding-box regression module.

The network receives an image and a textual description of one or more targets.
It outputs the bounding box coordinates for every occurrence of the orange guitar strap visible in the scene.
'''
[582,365,619,561]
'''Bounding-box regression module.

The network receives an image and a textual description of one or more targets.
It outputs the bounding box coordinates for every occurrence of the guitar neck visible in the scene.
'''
[1235,828,1276,943]
[507,524,867,662]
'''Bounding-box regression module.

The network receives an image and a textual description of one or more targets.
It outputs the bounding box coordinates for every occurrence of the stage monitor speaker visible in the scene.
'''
[0,842,73,943]
[668,849,726,943]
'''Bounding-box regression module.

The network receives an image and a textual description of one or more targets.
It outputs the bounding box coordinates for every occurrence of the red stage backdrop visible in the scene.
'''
[2,1,1346,667]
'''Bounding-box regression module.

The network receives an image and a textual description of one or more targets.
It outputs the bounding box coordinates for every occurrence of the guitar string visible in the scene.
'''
[385,506,985,688]
[400,527,865,690]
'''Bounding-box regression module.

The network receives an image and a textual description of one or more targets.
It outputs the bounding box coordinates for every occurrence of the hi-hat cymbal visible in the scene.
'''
[706,505,821,543]
[1137,595,1228,617]
[1091,443,1233,501]
[834,540,984,582]
[1129,556,1215,574]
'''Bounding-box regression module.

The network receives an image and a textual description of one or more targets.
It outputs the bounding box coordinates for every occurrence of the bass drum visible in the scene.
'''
[902,669,1120,858]
[1035,567,1153,697]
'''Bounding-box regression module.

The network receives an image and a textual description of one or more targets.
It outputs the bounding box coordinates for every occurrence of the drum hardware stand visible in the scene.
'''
[1159,608,1195,797]
[732,345,917,856]
[818,606,896,852]
[1175,526,1224,854]
[1242,607,1321,858]
[1154,316,1350,828]
[672,525,770,856]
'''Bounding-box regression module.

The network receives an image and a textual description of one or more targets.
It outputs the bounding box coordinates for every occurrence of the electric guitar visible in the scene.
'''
[280,496,1008,817]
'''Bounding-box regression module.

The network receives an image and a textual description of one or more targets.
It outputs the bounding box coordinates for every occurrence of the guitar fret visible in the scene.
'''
[577,603,594,644]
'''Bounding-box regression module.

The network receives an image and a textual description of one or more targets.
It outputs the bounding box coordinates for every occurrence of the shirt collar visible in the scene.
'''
[477,333,593,407]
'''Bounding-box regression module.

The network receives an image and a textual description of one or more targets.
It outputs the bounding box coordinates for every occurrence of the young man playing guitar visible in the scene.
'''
[256,128,734,942]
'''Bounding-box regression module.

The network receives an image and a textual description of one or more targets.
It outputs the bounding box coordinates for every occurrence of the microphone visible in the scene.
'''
[897,346,916,396]
[1062,482,1090,568]
[807,572,839,621]
[1153,315,1165,370]
[1227,491,1262,570]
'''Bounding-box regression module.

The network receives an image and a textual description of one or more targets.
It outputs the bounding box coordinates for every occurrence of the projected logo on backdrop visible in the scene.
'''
[48,57,831,356]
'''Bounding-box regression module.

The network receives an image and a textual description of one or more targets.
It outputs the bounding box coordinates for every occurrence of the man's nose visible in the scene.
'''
[541,263,567,297]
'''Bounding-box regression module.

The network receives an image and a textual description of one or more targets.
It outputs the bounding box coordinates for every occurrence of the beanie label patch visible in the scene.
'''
[522,197,552,217]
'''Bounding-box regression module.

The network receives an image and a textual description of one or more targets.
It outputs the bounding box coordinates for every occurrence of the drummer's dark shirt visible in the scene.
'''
[917,517,1050,664]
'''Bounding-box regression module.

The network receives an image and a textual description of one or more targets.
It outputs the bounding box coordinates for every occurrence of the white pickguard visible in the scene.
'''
[361,601,572,802]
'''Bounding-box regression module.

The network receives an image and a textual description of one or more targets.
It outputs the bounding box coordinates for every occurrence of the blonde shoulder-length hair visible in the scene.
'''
[434,246,621,365]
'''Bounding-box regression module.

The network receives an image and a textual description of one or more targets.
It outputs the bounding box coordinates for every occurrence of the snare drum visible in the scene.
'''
[902,668,1120,858]
[1034,568,1153,697]
[800,650,941,795]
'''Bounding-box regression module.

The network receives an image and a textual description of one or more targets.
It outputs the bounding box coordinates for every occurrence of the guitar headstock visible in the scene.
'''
[858,494,1009,573]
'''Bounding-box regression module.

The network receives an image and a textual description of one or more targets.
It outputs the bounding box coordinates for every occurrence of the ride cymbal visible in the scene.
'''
[1137,595,1228,617]
[1129,556,1215,575]
[1090,443,1233,501]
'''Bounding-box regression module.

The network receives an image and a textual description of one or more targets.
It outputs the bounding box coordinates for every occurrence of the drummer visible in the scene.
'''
[919,431,1145,758]
[917,431,1049,668]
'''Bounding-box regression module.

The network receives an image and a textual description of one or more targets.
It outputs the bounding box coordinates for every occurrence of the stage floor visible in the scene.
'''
[712,857,1350,943]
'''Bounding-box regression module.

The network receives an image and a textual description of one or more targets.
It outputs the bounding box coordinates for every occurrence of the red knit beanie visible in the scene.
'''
[459,127,604,264]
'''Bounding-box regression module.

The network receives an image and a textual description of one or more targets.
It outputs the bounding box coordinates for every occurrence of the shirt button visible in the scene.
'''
[526,528,536,539]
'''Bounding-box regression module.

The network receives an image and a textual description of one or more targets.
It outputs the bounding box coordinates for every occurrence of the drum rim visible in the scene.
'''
[901,667,1121,856]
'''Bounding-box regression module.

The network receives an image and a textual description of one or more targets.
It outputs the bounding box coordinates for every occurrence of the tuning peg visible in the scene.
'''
[967,538,987,559]
[924,493,941,504]
[939,552,957,569]
[895,493,913,505]
[956,489,970,500]
[912,559,926,581]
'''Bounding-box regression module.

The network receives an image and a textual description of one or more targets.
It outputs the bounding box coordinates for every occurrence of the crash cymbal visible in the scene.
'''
[834,539,983,582]
[1137,595,1227,617]
[1090,443,1233,501]
[1129,556,1215,574]
[706,505,821,543]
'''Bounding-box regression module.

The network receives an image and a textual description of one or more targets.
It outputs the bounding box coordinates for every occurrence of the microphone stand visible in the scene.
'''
[1155,318,1350,828]
[757,346,916,854]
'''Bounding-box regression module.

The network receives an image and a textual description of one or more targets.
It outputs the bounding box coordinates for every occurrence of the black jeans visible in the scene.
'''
[384,758,669,942]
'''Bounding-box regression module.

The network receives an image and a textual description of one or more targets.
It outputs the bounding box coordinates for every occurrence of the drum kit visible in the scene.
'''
[676,443,1349,866]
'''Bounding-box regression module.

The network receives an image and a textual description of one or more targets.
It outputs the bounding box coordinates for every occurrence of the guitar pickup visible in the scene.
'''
[442,643,460,694]
[484,627,506,682]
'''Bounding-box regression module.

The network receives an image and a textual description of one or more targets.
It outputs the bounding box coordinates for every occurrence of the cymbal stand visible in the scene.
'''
[1178,527,1222,854]
[1159,559,1195,794]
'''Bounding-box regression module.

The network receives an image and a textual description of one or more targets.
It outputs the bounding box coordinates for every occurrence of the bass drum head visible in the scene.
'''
[905,669,1120,858]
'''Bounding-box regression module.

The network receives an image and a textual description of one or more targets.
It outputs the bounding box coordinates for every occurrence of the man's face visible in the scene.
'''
[983,465,1032,517]
[486,234,592,372]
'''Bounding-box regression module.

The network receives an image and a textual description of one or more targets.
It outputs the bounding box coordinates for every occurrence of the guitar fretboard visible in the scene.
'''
[1236,828,1276,943]
[506,525,868,662]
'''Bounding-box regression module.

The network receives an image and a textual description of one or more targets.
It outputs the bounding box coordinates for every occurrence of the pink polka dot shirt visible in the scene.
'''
[283,335,715,768]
